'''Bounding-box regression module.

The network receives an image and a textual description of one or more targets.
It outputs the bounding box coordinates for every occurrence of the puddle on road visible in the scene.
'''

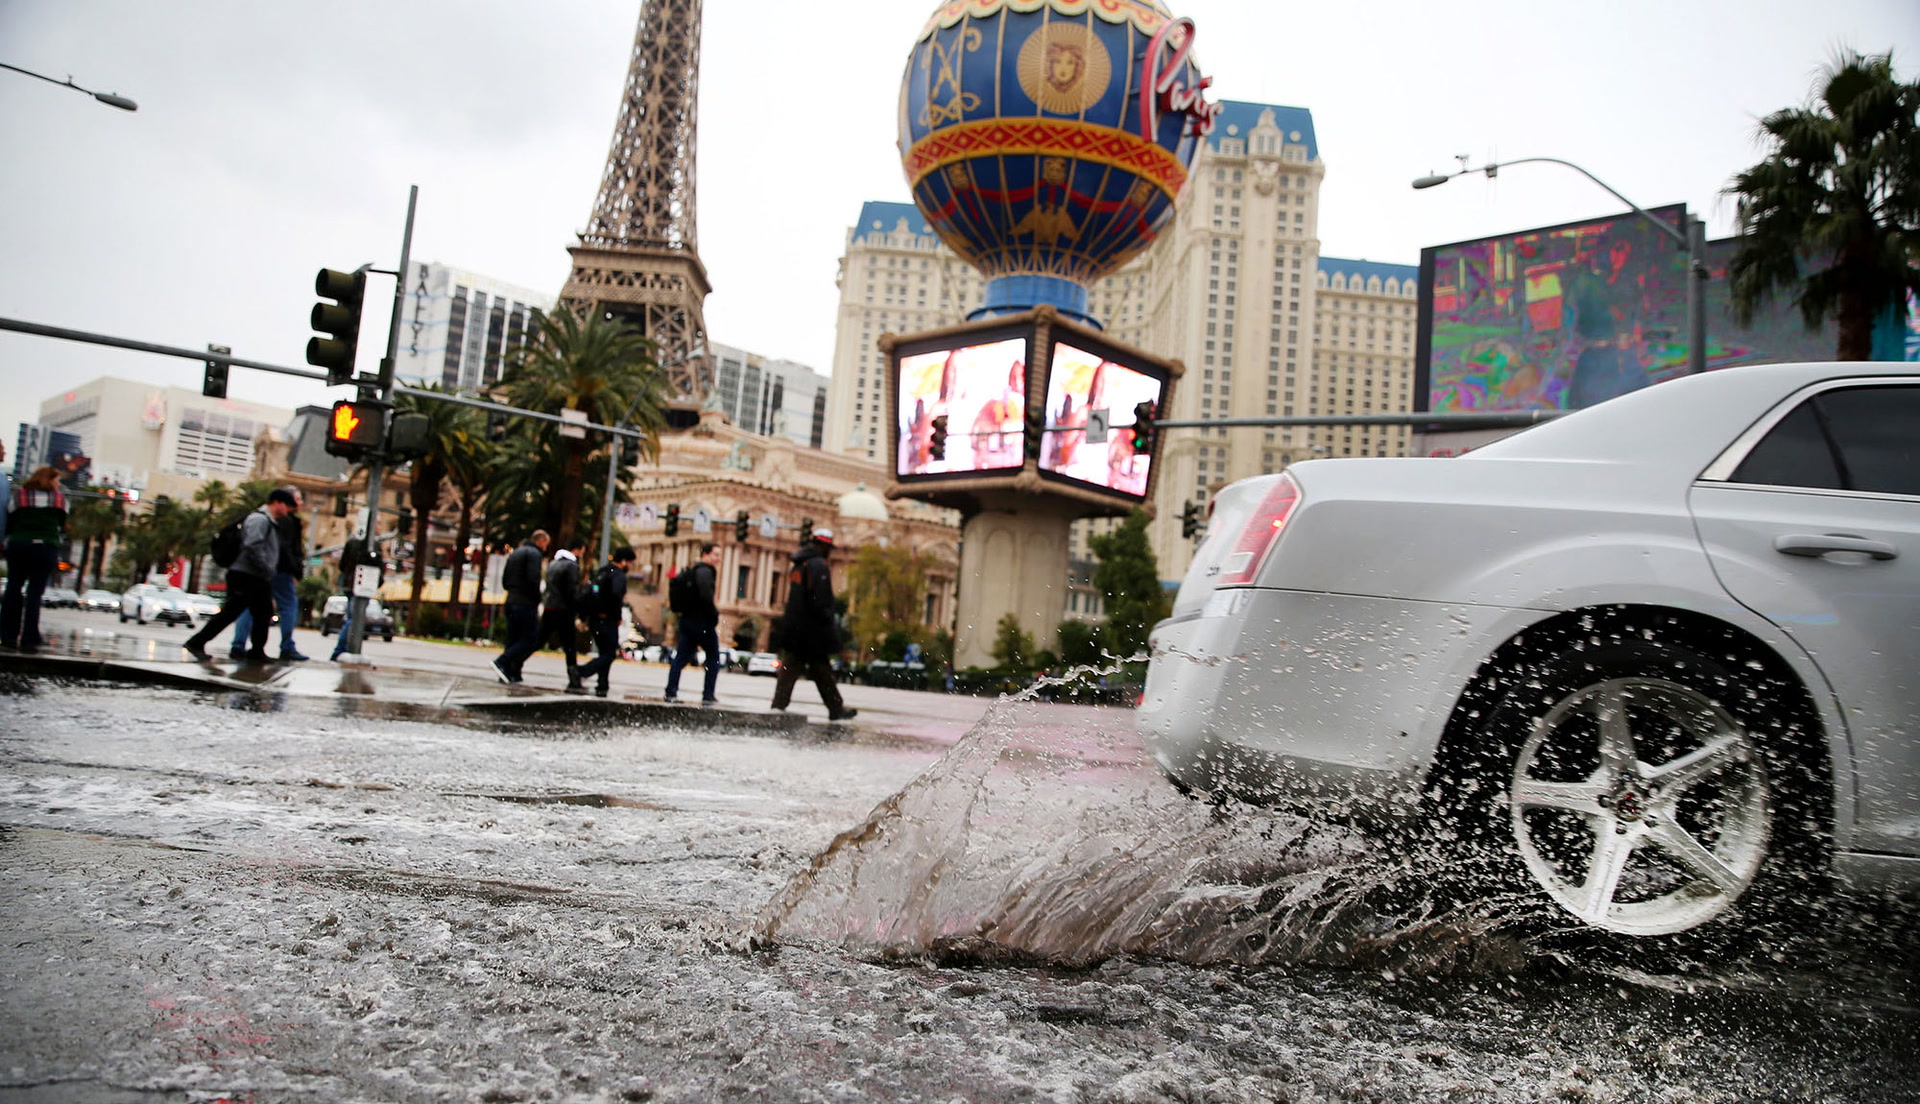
[757,677,1525,976]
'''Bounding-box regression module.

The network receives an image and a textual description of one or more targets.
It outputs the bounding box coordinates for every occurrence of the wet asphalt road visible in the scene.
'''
[1,670,1916,1103]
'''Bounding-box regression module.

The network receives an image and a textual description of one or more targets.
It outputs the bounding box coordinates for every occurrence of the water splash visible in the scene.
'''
[757,661,1526,974]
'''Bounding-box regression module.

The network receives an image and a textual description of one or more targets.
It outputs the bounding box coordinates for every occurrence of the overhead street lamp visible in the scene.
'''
[1,62,137,111]
[1413,157,1707,376]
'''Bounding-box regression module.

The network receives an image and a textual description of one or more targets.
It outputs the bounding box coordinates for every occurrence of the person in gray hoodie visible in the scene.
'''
[184,488,296,662]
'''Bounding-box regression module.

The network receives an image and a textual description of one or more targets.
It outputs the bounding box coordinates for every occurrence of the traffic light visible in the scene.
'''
[203,344,230,399]
[929,414,949,461]
[1180,500,1201,539]
[323,400,385,460]
[397,510,415,533]
[334,495,350,518]
[734,510,750,542]
[664,503,680,538]
[387,413,431,461]
[487,411,508,444]
[799,516,814,544]
[1129,400,1158,454]
[620,433,641,467]
[307,267,367,387]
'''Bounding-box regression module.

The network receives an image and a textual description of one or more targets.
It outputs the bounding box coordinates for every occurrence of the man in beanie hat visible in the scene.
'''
[770,527,856,721]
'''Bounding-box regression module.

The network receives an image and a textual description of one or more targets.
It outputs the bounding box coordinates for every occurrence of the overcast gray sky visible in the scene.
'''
[2,0,1915,463]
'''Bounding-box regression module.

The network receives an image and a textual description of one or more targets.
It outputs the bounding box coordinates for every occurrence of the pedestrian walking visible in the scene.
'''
[576,545,636,698]
[770,527,857,721]
[229,486,309,661]
[539,539,587,693]
[183,488,297,662]
[492,529,549,683]
[663,542,723,705]
[1,466,69,655]
[328,536,373,662]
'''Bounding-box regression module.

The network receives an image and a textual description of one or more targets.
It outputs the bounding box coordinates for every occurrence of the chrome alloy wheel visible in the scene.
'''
[1508,678,1771,936]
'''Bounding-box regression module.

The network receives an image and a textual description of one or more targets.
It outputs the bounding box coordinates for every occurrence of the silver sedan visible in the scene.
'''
[1139,361,1918,942]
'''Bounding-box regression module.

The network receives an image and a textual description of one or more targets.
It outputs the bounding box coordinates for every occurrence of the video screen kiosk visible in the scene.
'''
[1035,329,1169,501]
[882,306,1181,518]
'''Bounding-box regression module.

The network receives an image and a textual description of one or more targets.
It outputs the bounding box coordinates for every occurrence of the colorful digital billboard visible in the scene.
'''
[893,328,1030,481]
[1417,205,1691,412]
[1037,338,1167,500]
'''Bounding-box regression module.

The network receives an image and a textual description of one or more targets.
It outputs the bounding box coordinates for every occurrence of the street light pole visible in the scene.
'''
[1413,157,1707,376]
[0,62,137,110]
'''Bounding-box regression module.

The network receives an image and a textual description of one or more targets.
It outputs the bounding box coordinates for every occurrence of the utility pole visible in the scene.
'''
[342,185,417,660]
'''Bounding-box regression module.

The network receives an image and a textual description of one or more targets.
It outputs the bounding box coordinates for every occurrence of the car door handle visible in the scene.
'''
[1774,533,1899,561]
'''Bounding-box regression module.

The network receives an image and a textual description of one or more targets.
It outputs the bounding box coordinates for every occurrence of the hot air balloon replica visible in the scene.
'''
[882,0,1218,668]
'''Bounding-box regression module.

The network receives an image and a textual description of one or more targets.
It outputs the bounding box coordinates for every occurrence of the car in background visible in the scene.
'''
[119,584,195,626]
[79,589,121,612]
[1139,362,1918,946]
[183,593,223,622]
[746,652,781,676]
[41,587,81,609]
[319,596,394,641]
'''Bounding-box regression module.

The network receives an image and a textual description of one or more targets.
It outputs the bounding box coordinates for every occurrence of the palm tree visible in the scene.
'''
[65,494,120,591]
[392,387,483,621]
[187,480,233,593]
[1724,49,1920,360]
[499,310,671,547]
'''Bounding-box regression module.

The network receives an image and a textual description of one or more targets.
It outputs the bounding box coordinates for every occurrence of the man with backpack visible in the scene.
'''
[770,527,856,722]
[576,545,636,698]
[228,485,309,661]
[184,488,297,662]
[664,541,723,705]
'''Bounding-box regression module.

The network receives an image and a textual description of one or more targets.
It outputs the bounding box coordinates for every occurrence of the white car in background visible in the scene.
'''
[79,589,122,612]
[1139,362,1918,944]
[119,584,195,627]
[184,593,223,621]
[746,652,781,676]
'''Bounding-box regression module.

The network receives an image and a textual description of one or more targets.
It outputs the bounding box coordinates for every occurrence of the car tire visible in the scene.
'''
[1428,615,1826,950]
[119,610,128,623]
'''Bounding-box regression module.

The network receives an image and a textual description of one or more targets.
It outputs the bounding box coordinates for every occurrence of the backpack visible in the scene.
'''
[210,514,246,568]
[584,564,622,618]
[668,567,697,616]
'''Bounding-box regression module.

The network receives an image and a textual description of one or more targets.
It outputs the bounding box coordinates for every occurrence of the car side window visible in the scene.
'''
[1814,385,1920,496]
[1729,403,1842,490]
[1730,385,1919,496]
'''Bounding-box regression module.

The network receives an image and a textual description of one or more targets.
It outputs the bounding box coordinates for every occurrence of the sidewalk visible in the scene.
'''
[1,608,1033,746]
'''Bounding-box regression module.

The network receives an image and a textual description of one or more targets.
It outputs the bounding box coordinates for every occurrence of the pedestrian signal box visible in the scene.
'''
[324,400,385,460]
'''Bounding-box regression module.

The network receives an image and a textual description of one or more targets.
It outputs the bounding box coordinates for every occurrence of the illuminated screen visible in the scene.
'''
[1418,205,1689,412]
[1037,340,1166,499]
[894,334,1029,479]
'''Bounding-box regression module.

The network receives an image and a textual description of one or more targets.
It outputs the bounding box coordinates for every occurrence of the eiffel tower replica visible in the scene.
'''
[559,0,711,398]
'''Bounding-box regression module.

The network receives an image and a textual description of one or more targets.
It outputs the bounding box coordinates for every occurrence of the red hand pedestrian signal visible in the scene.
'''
[324,400,384,460]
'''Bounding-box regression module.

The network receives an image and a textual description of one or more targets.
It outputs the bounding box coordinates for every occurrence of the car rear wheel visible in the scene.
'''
[1432,622,1823,946]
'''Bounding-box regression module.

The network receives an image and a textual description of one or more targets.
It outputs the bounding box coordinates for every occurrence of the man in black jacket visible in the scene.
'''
[770,528,856,721]
[492,529,549,684]
[540,539,588,693]
[577,545,635,698]
[664,542,723,704]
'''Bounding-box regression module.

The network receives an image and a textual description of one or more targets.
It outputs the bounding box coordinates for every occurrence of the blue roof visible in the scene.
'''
[1318,256,1419,287]
[851,201,934,245]
[1207,101,1317,162]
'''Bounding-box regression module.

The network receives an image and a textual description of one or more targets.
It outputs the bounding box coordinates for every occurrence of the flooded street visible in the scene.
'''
[2,676,1915,1102]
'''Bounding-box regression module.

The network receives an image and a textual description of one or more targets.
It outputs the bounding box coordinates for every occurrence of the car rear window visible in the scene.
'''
[1730,384,1919,496]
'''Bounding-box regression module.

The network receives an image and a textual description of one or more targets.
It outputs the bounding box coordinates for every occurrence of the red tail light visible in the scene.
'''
[1217,475,1300,586]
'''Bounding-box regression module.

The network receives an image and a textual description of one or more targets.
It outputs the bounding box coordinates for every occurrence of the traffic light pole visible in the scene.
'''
[343,185,417,660]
